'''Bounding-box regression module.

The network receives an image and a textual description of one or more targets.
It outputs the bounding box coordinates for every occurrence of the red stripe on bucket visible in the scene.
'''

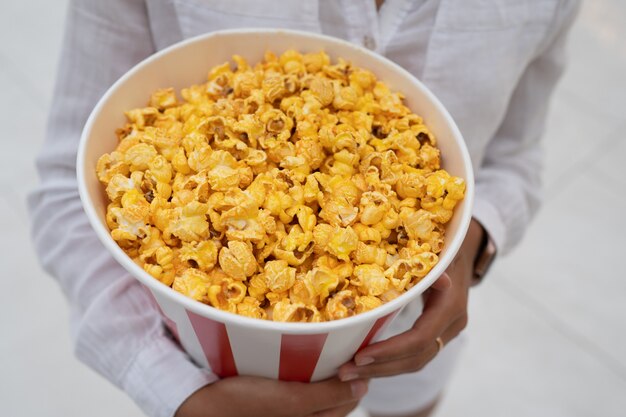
[186,310,238,377]
[357,310,399,352]
[279,333,328,382]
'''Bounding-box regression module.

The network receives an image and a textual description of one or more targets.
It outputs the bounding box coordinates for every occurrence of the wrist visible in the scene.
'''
[468,217,497,285]
[448,218,486,288]
[463,218,486,262]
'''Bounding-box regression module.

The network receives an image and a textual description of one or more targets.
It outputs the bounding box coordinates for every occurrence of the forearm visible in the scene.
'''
[471,1,579,256]
[27,1,218,416]
[447,218,485,289]
[27,174,218,417]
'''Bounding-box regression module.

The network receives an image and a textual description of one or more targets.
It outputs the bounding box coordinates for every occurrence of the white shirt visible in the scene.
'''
[27,1,580,416]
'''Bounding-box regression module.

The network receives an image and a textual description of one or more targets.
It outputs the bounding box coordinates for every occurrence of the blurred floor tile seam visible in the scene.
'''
[544,119,626,200]
[493,277,626,383]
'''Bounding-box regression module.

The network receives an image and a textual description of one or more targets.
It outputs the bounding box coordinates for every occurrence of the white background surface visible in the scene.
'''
[1,1,625,416]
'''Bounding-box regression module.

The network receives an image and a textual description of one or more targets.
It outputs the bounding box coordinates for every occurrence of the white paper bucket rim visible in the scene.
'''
[77,28,475,335]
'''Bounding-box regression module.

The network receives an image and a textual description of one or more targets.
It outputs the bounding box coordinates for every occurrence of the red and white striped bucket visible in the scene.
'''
[78,29,474,381]
[148,287,401,381]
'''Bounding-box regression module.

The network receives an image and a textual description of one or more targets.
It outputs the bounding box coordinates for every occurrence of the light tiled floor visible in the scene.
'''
[1,2,625,417]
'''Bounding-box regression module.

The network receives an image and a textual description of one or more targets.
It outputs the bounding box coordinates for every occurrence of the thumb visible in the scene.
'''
[430,272,452,291]
[293,378,368,414]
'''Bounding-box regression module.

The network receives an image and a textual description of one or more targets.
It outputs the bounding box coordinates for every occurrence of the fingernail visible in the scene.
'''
[350,380,369,399]
[340,372,358,382]
[355,356,374,366]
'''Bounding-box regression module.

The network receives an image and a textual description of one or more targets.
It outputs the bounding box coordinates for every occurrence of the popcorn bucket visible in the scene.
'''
[77,29,474,381]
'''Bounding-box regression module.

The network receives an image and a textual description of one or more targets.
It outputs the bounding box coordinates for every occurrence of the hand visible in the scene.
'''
[174,375,369,417]
[338,219,486,380]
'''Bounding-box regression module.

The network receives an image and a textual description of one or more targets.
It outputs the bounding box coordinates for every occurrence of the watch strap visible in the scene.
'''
[472,229,497,283]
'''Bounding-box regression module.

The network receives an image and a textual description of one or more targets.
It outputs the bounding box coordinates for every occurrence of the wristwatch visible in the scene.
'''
[472,229,497,284]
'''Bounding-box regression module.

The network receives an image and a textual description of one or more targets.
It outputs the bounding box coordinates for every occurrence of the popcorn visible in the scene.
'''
[326,226,358,261]
[207,278,248,313]
[237,296,267,320]
[108,189,150,241]
[105,172,141,202]
[352,264,388,296]
[273,300,321,323]
[219,241,257,280]
[124,143,158,171]
[356,295,383,314]
[325,290,357,320]
[166,200,210,242]
[264,260,297,293]
[180,240,219,271]
[97,50,465,322]
[172,268,211,302]
[149,88,178,110]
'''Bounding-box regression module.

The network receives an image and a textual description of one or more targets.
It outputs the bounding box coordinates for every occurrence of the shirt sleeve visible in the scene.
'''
[26,1,218,416]
[472,1,581,255]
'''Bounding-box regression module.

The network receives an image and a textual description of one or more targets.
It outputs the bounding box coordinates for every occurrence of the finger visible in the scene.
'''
[341,317,468,380]
[351,286,453,366]
[308,401,359,417]
[345,348,437,379]
[430,272,452,290]
[437,315,467,350]
[293,378,369,414]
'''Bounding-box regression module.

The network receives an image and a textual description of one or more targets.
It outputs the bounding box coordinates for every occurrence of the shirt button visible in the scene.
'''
[363,35,376,50]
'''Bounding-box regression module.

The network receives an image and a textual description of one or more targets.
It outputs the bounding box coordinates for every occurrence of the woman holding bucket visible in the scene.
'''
[28,0,580,416]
